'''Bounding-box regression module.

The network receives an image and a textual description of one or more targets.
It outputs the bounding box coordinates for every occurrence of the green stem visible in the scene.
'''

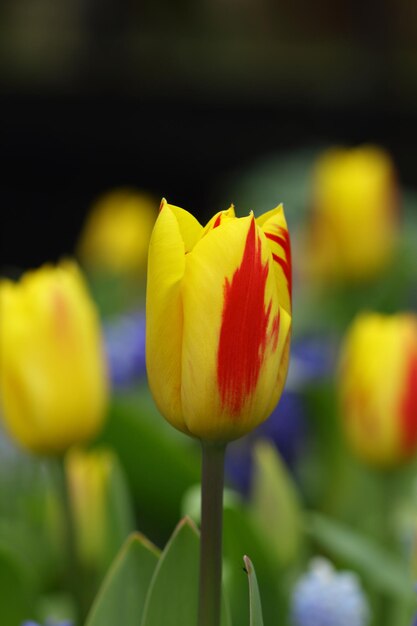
[54,457,83,626]
[198,441,226,626]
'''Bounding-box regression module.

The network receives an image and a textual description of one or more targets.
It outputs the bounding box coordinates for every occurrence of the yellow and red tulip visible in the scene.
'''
[0,262,108,454]
[146,200,292,442]
[305,145,399,282]
[339,313,417,467]
[78,188,157,274]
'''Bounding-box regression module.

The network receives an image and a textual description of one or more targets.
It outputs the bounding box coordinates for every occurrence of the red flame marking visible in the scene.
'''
[265,229,292,297]
[401,349,417,454]
[213,214,222,229]
[217,219,271,416]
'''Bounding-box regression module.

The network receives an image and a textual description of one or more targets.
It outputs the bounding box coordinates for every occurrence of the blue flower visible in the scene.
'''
[103,310,147,388]
[291,558,370,626]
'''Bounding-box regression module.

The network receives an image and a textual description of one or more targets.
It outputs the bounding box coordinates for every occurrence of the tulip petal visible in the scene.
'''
[202,205,236,235]
[400,321,417,455]
[339,313,415,466]
[181,215,291,440]
[258,205,291,315]
[146,204,188,432]
[0,265,108,454]
[161,199,203,253]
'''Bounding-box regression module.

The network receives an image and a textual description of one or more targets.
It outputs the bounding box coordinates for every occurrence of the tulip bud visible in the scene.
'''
[65,447,133,571]
[78,189,157,274]
[339,313,417,467]
[0,262,108,454]
[305,146,398,281]
[146,200,292,442]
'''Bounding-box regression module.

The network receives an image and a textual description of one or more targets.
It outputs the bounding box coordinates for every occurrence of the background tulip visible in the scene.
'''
[305,145,398,282]
[0,262,108,454]
[77,189,157,275]
[146,200,292,443]
[339,313,417,467]
[65,446,134,570]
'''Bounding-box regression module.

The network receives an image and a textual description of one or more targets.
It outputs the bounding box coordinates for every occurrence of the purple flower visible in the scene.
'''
[103,310,147,388]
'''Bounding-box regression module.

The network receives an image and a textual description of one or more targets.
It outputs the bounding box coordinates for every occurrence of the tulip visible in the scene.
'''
[339,313,417,467]
[147,199,292,626]
[65,446,133,576]
[65,447,111,569]
[0,262,108,455]
[146,200,292,443]
[305,146,398,281]
[78,188,157,274]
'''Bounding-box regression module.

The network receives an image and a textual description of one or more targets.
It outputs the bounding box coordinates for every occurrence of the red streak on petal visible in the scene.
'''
[217,219,271,415]
[401,348,417,454]
[213,214,222,229]
[271,310,280,352]
[266,229,292,297]
[52,288,72,342]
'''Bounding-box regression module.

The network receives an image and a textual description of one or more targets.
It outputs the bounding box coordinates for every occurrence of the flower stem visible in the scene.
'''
[198,441,226,626]
[54,456,84,626]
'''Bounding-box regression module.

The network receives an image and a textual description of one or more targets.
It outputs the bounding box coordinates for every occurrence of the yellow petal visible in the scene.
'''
[162,199,203,253]
[258,204,292,315]
[146,204,188,432]
[181,215,290,441]
[0,263,108,454]
[339,313,417,466]
[202,205,236,236]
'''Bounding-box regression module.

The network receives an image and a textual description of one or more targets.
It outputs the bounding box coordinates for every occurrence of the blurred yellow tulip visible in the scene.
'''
[0,262,108,454]
[66,447,112,568]
[146,200,292,442]
[78,188,157,274]
[305,146,399,281]
[339,313,417,467]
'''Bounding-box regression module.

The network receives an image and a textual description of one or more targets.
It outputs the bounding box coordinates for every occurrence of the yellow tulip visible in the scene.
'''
[0,262,108,454]
[66,447,112,568]
[306,146,398,281]
[146,200,292,442]
[78,188,157,274]
[339,313,417,467]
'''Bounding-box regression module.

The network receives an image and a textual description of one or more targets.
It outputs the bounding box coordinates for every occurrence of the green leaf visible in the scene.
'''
[222,505,286,626]
[99,386,200,540]
[250,439,303,566]
[86,532,160,626]
[243,556,264,626]
[306,512,414,601]
[141,517,231,626]
[103,452,136,570]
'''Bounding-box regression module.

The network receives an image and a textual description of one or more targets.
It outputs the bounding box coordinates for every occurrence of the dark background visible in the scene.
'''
[1,0,416,270]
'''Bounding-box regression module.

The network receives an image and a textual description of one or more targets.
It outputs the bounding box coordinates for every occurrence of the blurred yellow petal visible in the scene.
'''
[305,146,398,282]
[78,189,157,274]
[0,262,108,455]
[339,313,417,467]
